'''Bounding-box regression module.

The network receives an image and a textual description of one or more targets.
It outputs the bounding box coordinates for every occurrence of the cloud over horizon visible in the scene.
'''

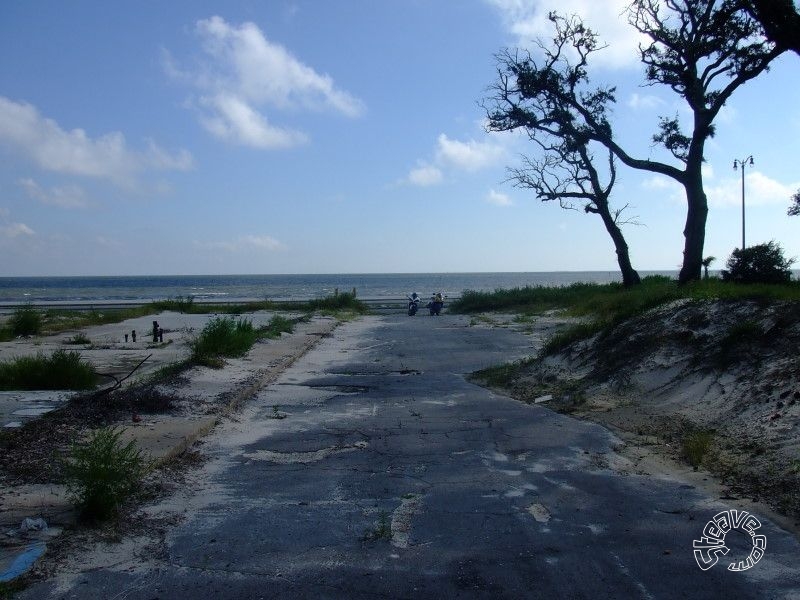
[0,96,193,185]
[195,234,285,253]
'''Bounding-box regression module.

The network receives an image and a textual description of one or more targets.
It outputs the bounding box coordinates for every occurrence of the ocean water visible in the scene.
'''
[0,272,676,305]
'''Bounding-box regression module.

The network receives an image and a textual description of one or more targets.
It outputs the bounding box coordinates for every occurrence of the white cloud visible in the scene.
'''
[407,164,444,187]
[144,139,194,171]
[197,234,285,252]
[435,134,506,171]
[486,189,513,206]
[706,172,800,208]
[0,96,193,184]
[405,133,506,186]
[627,93,665,110]
[4,222,35,237]
[19,178,89,209]
[199,93,308,149]
[486,0,647,69]
[167,16,363,148]
[0,208,35,239]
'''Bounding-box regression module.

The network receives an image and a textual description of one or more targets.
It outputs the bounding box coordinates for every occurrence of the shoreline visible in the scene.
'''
[0,297,425,315]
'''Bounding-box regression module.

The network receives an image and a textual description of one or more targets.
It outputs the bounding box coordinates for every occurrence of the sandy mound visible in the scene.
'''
[486,299,800,519]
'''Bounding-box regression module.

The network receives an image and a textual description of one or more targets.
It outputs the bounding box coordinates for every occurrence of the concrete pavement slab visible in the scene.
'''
[14,314,800,598]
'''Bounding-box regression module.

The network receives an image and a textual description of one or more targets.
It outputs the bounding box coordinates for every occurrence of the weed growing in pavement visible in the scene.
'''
[0,349,97,390]
[362,511,392,541]
[63,426,153,522]
[270,405,287,420]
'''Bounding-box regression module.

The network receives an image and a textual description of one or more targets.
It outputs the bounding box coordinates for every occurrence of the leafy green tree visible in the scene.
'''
[721,241,795,283]
[744,0,800,55]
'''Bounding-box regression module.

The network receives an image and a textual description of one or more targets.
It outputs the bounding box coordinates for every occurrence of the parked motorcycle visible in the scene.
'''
[407,292,421,316]
[427,292,445,316]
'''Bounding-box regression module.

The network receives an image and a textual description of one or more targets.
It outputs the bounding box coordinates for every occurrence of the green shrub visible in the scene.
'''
[0,350,97,390]
[64,332,91,345]
[682,430,714,468]
[308,292,366,312]
[151,295,196,313]
[721,241,794,284]
[10,305,43,336]
[64,426,151,521]
[191,316,259,367]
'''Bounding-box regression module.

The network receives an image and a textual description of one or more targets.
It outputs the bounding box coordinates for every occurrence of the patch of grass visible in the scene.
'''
[450,276,800,321]
[6,292,363,338]
[266,292,368,316]
[63,426,152,522]
[469,315,499,327]
[190,316,259,367]
[472,358,535,387]
[147,359,191,383]
[151,295,195,313]
[0,349,97,390]
[263,314,295,338]
[682,429,715,469]
[721,319,763,347]
[41,305,156,334]
[512,314,536,324]
[540,321,607,357]
[711,320,765,369]
[63,332,91,345]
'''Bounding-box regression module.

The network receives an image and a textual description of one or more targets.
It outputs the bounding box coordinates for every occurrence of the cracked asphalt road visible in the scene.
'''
[22,314,800,599]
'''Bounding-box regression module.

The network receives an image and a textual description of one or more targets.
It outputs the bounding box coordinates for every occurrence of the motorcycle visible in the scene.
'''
[427,292,445,316]
[407,292,421,316]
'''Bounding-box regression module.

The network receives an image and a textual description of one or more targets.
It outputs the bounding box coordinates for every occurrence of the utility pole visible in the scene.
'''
[733,155,754,250]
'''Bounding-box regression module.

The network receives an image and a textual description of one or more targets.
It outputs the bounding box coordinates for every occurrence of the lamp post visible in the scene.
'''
[733,155,754,250]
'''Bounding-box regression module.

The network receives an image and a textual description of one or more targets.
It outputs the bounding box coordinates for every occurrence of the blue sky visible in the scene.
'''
[1,0,798,276]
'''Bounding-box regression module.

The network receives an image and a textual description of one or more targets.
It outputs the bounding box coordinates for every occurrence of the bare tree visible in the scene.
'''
[486,35,640,286]
[487,3,784,283]
[788,189,800,216]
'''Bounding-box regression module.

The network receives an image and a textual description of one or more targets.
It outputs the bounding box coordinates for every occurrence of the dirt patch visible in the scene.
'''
[473,299,800,524]
[0,385,182,485]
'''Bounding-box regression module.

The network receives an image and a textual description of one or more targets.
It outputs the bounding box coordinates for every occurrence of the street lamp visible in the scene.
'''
[733,155,754,250]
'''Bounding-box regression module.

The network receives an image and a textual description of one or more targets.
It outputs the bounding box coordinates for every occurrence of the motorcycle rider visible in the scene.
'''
[407,292,421,316]
[428,291,445,316]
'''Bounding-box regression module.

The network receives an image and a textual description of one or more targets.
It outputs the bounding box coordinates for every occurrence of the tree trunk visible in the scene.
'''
[678,176,709,284]
[598,204,641,287]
